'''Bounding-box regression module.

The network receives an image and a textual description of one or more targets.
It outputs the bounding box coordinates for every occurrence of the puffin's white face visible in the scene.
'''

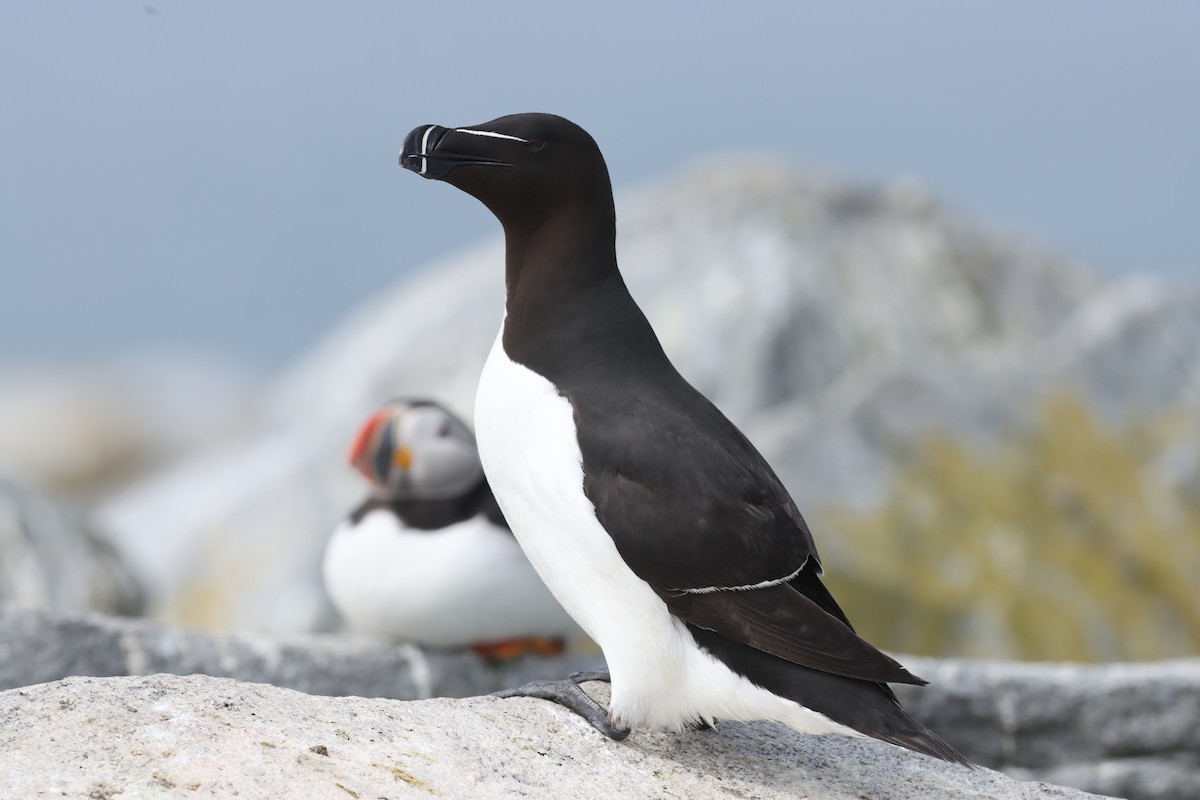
[348,401,483,501]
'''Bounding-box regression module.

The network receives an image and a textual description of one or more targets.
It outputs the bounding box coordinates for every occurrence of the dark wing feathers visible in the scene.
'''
[663,578,925,685]
[578,387,819,591]
[787,560,856,632]
[576,382,925,687]
[584,461,812,592]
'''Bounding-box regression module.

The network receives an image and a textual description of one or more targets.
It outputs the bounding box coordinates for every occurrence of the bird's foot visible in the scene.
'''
[492,670,629,741]
[472,637,566,662]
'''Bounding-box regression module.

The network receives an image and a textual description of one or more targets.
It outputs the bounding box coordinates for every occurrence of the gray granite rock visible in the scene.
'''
[0,605,597,701]
[2,607,1195,799]
[898,657,1200,800]
[0,673,1109,800]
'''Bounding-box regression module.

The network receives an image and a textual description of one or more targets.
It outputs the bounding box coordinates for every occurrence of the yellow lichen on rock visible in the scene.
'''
[823,392,1200,662]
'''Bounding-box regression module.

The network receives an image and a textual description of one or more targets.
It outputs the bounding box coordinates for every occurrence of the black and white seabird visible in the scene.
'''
[323,398,578,658]
[398,115,968,764]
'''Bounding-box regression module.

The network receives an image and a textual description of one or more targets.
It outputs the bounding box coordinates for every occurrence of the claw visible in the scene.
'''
[492,671,629,740]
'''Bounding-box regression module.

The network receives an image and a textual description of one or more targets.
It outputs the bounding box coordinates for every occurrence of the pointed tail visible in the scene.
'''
[689,626,972,766]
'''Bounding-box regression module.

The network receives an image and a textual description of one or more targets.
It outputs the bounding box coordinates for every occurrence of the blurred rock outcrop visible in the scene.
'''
[0,605,593,700]
[94,159,1200,634]
[898,656,1200,800]
[0,477,142,615]
[0,352,256,501]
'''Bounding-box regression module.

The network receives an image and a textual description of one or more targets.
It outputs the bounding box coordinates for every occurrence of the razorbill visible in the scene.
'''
[323,398,577,658]
[398,115,968,764]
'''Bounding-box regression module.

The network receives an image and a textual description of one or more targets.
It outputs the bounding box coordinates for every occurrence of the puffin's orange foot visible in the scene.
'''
[473,637,566,661]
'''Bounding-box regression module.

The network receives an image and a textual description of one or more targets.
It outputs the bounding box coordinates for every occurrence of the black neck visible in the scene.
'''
[502,200,618,308]
[349,479,507,531]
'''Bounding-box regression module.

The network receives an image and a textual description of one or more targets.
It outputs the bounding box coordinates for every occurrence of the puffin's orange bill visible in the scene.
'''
[347,407,394,481]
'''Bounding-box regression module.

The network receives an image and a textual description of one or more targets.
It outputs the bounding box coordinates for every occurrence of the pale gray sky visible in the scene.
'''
[2,1,1197,366]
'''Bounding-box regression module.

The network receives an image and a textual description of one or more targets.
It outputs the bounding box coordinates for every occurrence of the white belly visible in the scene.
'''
[475,324,860,737]
[322,509,577,647]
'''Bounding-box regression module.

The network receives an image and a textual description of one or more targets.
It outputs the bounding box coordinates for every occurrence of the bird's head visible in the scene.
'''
[399,113,613,230]
[347,399,483,501]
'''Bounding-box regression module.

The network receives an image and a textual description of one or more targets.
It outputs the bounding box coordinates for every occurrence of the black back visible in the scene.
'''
[350,476,507,532]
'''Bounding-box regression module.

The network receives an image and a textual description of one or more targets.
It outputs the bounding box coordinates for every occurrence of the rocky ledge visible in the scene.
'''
[1,673,1106,800]
[3,606,1197,799]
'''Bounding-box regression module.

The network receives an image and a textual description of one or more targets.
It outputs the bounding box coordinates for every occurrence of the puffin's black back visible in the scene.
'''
[349,479,506,531]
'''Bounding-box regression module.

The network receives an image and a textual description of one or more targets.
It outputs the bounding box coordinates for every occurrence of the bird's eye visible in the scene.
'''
[437,421,452,437]
[525,139,546,152]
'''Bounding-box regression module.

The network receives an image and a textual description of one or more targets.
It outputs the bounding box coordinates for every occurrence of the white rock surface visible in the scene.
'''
[0,673,1109,800]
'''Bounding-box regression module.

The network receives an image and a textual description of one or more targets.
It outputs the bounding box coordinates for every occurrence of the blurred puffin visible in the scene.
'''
[323,398,577,658]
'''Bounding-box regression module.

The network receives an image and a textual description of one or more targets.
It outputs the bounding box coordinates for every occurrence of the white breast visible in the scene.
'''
[322,509,577,647]
[474,323,861,737]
